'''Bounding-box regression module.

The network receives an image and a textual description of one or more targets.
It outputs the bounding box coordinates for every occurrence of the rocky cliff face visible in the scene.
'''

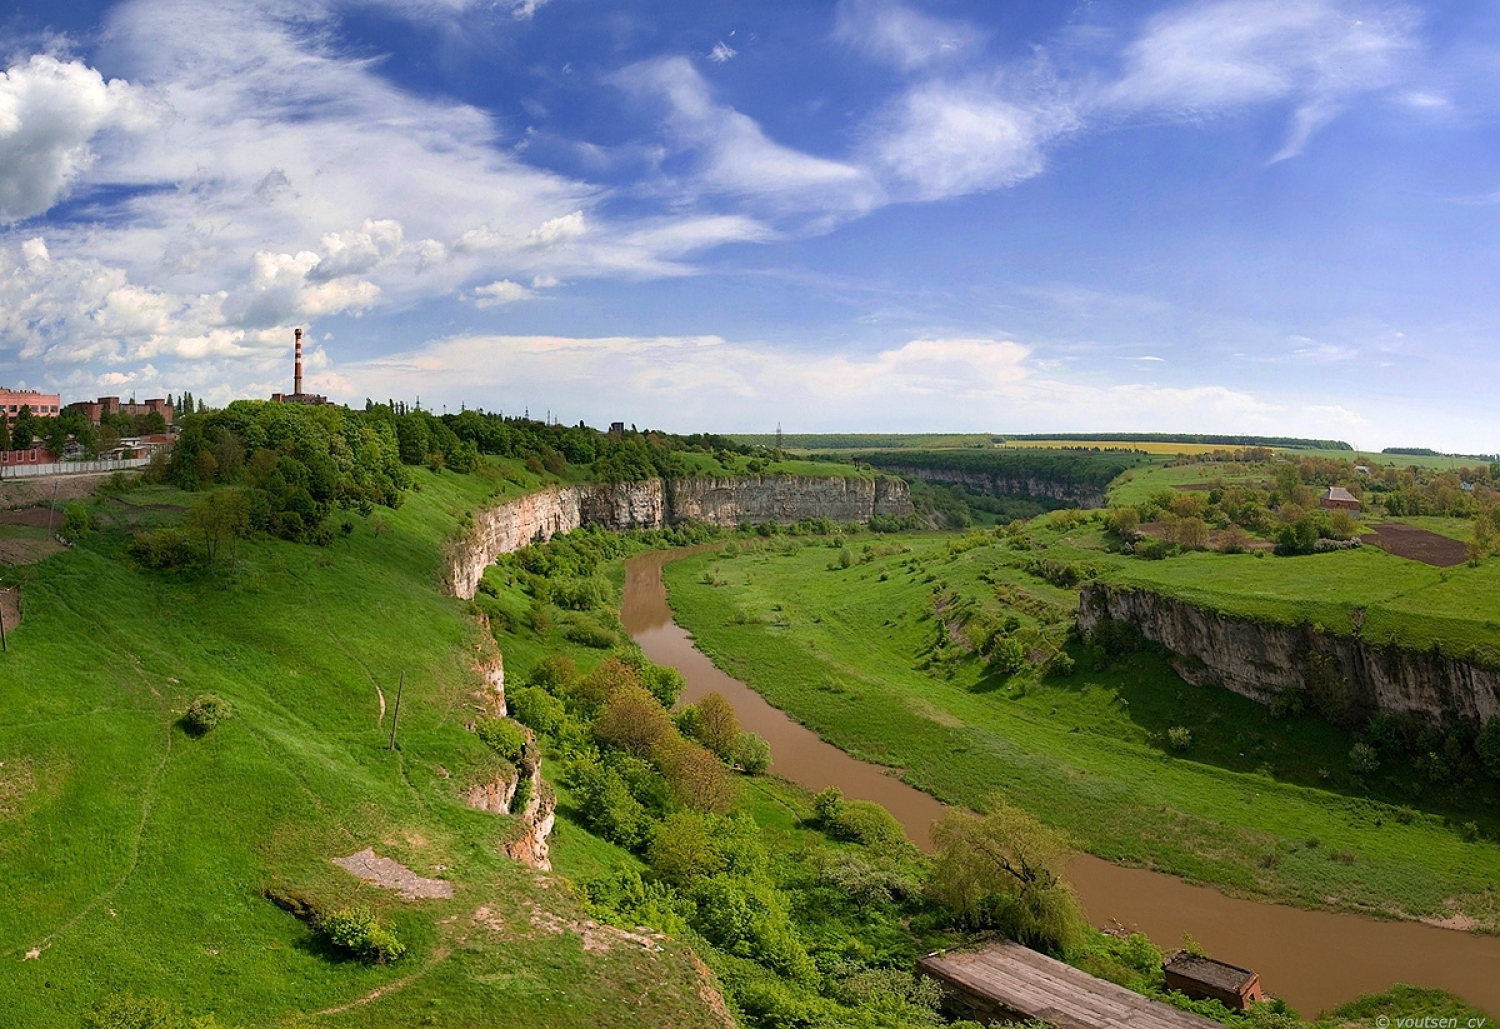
[876,465,1106,508]
[446,475,912,599]
[1079,582,1500,727]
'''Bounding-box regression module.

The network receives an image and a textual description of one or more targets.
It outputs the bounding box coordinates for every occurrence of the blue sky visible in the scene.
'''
[1,0,1497,449]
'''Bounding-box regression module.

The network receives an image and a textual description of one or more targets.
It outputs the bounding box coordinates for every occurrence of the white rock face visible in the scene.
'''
[1079,583,1500,726]
[446,475,912,599]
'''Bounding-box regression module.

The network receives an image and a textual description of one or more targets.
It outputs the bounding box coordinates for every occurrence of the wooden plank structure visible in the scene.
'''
[917,939,1225,1029]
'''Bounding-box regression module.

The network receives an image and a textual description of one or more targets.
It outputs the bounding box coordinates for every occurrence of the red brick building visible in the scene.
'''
[0,447,58,466]
[67,396,175,425]
[0,388,62,423]
[1319,486,1361,512]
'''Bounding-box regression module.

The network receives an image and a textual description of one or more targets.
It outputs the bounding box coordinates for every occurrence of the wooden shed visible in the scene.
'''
[916,939,1224,1028]
[1319,486,1360,512]
[1162,950,1264,1010]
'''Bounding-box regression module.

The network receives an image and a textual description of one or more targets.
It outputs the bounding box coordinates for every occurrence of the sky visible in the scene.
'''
[0,0,1497,450]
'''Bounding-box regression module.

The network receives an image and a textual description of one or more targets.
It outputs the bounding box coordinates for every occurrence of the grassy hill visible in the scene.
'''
[0,466,726,1028]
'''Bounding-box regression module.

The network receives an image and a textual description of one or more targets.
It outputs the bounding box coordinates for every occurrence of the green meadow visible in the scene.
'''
[661,531,1500,928]
[0,466,725,1028]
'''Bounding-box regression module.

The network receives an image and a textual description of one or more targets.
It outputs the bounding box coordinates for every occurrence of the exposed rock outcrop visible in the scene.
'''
[877,465,1107,508]
[446,475,912,599]
[1078,582,1500,727]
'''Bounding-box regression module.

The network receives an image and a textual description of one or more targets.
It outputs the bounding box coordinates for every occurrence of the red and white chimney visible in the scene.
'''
[294,328,303,397]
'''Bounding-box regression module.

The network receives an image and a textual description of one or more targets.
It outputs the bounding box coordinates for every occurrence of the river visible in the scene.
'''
[620,548,1500,1017]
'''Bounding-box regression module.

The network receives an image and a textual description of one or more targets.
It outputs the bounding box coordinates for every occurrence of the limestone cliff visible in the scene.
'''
[878,465,1107,508]
[445,474,911,599]
[1078,582,1500,727]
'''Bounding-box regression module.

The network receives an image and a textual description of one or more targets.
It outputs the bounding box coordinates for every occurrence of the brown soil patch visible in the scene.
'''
[0,508,53,527]
[332,848,454,900]
[0,472,117,510]
[0,537,63,566]
[1360,521,1468,567]
[0,587,19,631]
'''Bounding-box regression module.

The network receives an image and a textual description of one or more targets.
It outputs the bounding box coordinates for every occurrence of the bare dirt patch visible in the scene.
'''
[0,472,117,509]
[331,848,454,900]
[0,586,19,631]
[0,537,64,567]
[1360,521,1468,567]
[0,508,53,527]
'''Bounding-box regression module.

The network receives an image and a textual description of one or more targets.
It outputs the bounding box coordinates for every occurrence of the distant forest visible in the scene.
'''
[1000,432,1353,450]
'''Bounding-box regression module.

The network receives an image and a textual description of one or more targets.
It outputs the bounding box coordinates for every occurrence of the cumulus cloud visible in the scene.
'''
[0,54,153,221]
[833,0,982,71]
[473,279,534,307]
[335,332,1316,437]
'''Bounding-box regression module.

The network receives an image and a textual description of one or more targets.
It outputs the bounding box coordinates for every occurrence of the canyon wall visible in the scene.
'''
[875,465,1107,508]
[1078,582,1500,727]
[446,474,912,599]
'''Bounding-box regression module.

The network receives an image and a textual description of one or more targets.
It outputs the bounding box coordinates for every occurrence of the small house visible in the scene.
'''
[1318,486,1360,512]
[1162,951,1264,1010]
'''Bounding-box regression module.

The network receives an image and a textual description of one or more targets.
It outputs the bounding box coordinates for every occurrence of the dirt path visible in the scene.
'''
[1360,522,1468,567]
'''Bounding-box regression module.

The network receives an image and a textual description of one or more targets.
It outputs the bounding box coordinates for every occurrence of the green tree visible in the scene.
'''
[648,811,726,886]
[188,489,252,568]
[1476,716,1500,779]
[62,502,91,541]
[11,405,33,449]
[929,801,1087,954]
[693,691,740,760]
[595,685,675,758]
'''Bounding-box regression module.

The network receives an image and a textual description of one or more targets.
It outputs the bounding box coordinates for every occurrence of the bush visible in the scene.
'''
[132,527,196,569]
[508,685,565,736]
[85,993,224,1029]
[1476,715,1500,779]
[731,732,772,775]
[595,685,675,758]
[1167,726,1193,752]
[648,811,727,886]
[62,502,91,541]
[322,906,405,964]
[641,665,686,707]
[183,694,233,735]
[813,787,907,850]
[1349,742,1380,775]
[985,637,1026,677]
[575,761,651,848]
[474,717,527,762]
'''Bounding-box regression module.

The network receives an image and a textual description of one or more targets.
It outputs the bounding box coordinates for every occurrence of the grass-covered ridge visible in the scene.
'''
[660,528,1500,931]
[0,465,728,1028]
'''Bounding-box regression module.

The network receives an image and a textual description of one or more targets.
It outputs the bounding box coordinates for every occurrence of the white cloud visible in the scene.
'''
[473,279,534,307]
[1104,0,1419,157]
[0,54,154,221]
[865,79,1077,200]
[615,58,882,214]
[833,0,982,72]
[708,42,737,64]
[334,332,1319,438]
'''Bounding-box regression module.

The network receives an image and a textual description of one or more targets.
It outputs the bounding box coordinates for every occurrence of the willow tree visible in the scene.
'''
[929,800,1087,955]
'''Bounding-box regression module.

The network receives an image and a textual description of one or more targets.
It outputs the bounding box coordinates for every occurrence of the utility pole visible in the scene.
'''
[45,478,60,538]
[387,672,405,750]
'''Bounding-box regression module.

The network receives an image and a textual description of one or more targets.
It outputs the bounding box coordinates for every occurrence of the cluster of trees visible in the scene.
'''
[0,404,167,456]
[1005,433,1352,450]
[156,401,409,544]
[378,404,762,482]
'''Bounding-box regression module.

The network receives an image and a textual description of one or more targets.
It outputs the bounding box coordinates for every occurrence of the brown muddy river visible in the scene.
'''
[621,549,1500,1017]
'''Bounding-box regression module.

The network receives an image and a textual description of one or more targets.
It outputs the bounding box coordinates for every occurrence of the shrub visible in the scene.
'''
[1167,727,1192,752]
[731,732,772,775]
[1349,742,1380,775]
[561,614,618,649]
[508,685,565,736]
[813,788,907,850]
[648,811,727,886]
[474,717,527,762]
[322,906,405,964]
[62,502,91,541]
[527,654,578,696]
[1462,821,1481,842]
[692,692,740,760]
[1044,651,1076,678]
[1476,715,1500,779]
[575,762,651,848]
[641,665,686,707]
[132,527,196,569]
[183,694,233,735]
[655,738,736,814]
[985,637,1026,677]
[84,993,224,1029]
[595,685,675,758]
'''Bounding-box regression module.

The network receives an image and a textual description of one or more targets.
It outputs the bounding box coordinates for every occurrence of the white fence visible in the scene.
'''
[0,456,152,480]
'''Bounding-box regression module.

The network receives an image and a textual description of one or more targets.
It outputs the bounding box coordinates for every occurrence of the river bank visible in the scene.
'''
[625,547,1500,1016]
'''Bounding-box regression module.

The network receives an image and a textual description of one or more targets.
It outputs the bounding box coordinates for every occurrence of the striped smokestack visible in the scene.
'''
[294,328,303,397]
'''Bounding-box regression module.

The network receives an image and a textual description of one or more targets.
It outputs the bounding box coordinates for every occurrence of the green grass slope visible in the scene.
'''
[0,471,724,1028]
[661,534,1500,927]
